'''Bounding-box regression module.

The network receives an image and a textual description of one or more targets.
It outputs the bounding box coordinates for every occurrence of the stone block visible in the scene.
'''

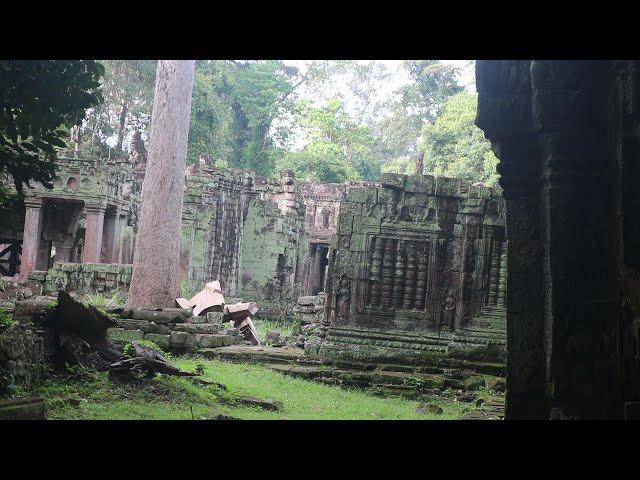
[196,334,224,349]
[346,186,377,204]
[380,172,406,189]
[107,328,144,342]
[189,315,207,324]
[169,331,197,349]
[206,311,225,323]
[144,333,170,350]
[350,233,366,252]
[435,177,462,197]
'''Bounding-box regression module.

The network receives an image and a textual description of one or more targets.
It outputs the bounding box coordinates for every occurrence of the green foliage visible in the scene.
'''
[420,92,499,185]
[0,308,14,328]
[278,99,379,182]
[80,289,125,308]
[0,60,104,203]
[179,280,194,300]
[82,60,156,156]
[372,60,464,170]
[185,61,302,176]
[254,318,295,343]
[186,63,234,167]
[380,157,414,176]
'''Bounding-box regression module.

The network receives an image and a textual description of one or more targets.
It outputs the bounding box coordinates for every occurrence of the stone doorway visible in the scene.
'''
[307,242,329,296]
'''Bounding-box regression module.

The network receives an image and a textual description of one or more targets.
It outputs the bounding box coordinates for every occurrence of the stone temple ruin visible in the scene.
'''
[1,132,507,410]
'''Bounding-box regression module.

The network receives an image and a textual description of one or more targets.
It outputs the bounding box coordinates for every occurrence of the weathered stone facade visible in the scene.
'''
[179,165,308,317]
[0,136,145,281]
[317,172,506,366]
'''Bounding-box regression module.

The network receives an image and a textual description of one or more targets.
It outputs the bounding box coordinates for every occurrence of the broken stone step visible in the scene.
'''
[131,309,183,324]
[156,307,192,319]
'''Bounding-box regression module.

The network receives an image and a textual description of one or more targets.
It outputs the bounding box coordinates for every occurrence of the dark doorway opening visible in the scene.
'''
[308,242,329,295]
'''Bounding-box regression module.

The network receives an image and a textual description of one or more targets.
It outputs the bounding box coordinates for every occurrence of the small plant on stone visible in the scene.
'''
[0,308,15,328]
[81,289,125,308]
[179,280,194,300]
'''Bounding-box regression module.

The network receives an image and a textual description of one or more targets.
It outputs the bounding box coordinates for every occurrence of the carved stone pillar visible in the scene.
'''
[19,197,43,279]
[54,241,73,263]
[82,204,106,263]
[531,60,621,419]
[477,60,547,419]
[477,59,624,419]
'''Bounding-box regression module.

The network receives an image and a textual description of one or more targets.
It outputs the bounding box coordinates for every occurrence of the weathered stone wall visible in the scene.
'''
[180,167,307,316]
[0,322,46,395]
[317,172,507,366]
[43,262,132,295]
[325,172,506,330]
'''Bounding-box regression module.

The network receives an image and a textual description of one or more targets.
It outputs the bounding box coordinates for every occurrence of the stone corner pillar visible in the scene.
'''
[19,197,44,280]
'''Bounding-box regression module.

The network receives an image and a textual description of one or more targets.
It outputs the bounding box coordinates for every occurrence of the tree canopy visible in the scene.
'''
[0,60,104,202]
[20,60,498,190]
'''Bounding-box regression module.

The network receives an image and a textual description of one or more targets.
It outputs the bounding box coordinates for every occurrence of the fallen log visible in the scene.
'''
[109,341,198,379]
[42,291,116,347]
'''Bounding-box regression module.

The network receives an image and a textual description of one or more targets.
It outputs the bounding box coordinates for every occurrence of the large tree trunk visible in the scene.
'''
[126,60,195,309]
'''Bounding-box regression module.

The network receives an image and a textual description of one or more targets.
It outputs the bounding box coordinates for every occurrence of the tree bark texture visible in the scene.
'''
[126,60,195,309]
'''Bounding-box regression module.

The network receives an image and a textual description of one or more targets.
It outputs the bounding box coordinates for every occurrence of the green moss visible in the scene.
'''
[0,308,14,328]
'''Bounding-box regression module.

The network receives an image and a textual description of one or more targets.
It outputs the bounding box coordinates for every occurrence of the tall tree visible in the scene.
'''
[277,99,379,182]
[79,60,156,157]
[374,60,463,165]
[419,92,499,185]
[126,60,195,309]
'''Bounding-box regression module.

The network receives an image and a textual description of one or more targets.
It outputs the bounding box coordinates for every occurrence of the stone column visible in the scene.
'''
[102,209,125,264]
[19,198,43,279]
[53,241,73,263]
[476,60,547,419]
[531,60,621,419]
[82,204,106,263]
[113,214,126,264]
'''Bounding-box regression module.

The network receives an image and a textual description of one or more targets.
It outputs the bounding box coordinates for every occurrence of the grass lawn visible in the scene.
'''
[34,357,474,420]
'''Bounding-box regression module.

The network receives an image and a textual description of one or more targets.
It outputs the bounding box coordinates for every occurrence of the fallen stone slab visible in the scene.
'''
[107,328,144,343]
[144,333,171,350]
[187,315,207,324]
[13,296,56,318]
[157,307,192,319]
[296,296,316,306]
[175,298,193,309]
[189,281,225,317]
[172,323,223,334]
[201,413,241,420]
[235,396,282,411]
[417,403,443,416]
[196,334,224,349]
[131,309,183,324]
[223,302,259,321]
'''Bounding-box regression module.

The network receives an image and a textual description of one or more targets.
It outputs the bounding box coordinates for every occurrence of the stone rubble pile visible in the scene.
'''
[107,280,262,351]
